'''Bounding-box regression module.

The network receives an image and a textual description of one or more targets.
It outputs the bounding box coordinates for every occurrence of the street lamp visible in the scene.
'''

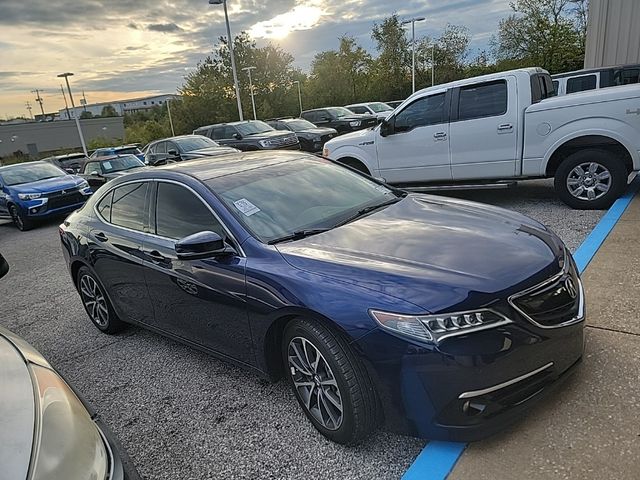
[401,16,426,93]
[293,80,303,116]
[57,72,88,156]
[242,66,257,120]
[209,0,243,121]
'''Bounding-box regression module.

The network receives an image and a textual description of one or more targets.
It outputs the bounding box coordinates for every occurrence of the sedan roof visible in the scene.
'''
[157,150,311,181]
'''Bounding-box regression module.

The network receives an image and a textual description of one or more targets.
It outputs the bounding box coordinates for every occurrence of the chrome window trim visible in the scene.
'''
[92,178,245,257]
[458,362,554,399]
[508,251,585,329]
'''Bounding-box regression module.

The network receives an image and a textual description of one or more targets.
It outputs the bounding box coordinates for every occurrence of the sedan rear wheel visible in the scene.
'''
[283,318,379,445]
[77,267,124,334]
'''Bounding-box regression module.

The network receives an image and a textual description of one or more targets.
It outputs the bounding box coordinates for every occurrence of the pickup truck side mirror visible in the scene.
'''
[379,118,394,137]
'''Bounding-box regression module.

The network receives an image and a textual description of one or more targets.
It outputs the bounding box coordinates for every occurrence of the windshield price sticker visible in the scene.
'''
[102,161,112,169]
[234,198,260,216]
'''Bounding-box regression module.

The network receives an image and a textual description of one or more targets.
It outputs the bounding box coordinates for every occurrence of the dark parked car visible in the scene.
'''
[0,161,92,231]
[193,120,300,151]
[143,135,239,165]
[60,151,584,444]
[90,145,145,162]
[266,118,338,152]
[41,152,88,173]
[0,252,139,480]
[301,107,378,134]
[80,154,147,188]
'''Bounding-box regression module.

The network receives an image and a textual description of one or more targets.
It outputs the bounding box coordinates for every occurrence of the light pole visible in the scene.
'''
[242,66,257,120]
[60,84,71,120]
[57,72,88,156]
[293,80,303,115]
[431,43,435,86]
[401,16,425,93]
[209,0,243,121]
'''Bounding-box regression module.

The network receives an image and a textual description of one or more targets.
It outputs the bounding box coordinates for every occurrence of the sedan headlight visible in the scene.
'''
[349,121,361,127]
[18,193,42,200]
[29,364,109,480]
[370,309,513,344]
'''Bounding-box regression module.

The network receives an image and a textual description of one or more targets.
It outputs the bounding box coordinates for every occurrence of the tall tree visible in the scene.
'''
[416,24,470,87]
[493,0,586,73]
[370,14,411,100]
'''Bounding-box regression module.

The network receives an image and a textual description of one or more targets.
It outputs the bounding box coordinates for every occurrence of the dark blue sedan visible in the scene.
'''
[0,161,92,231]
[59,151,585,444]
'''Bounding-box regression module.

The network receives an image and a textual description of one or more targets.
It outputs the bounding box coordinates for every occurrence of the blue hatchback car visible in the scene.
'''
[0,161,92,231]
[59,152,585,444]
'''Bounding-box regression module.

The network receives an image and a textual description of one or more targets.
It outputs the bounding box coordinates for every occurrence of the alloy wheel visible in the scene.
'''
[566,162,612,201]
[10,206,24,230]
[288,336,344,431]
[79,274,109,327]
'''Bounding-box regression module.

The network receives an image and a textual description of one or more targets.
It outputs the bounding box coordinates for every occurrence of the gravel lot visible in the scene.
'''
[0,178,604,480]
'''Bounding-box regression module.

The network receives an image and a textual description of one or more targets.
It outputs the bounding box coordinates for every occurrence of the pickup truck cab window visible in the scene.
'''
[394,93,445,132]
[566,74,597,94]
[457,80,507,121]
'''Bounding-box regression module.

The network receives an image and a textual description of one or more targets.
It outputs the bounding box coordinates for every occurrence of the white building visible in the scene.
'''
[585,0,640,68]
[58,93,180,120]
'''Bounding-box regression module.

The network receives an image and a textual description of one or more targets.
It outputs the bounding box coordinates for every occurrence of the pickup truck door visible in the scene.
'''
[376,91,451,184]
[449,77,518,180]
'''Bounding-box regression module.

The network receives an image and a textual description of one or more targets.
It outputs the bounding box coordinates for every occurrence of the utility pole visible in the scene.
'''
[60,84,71,120]
[25,101,33,120]
[57,72,88,156]
[209,0,244,121]
[31,89,46,117]
[401,17,426,93]
[432,43,435,86]
[81,90,88,112]
[242,66,257,120]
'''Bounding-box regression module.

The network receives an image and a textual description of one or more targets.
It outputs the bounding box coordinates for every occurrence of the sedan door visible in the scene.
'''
[140,181,252,364]
[90,182,155,324]
[376,91,452,183]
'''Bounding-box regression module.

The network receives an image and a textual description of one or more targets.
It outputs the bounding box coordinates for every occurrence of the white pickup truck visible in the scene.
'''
[323,67,640,209]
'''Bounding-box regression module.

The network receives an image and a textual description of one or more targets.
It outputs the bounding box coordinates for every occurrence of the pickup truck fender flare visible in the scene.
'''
[328,146,377,175]
[540,119,639,175]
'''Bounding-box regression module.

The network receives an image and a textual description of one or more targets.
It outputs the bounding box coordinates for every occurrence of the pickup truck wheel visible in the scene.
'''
[554,149,627,209]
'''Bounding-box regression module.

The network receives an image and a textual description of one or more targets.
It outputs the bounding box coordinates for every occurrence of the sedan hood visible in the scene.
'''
[0,334,35,480]
[277,195,564,313]
[9,175,85,194]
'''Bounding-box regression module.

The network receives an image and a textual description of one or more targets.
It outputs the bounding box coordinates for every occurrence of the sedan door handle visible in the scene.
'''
[147,250,167,262]
[433,132,447,140]
[94,232,108,242]
[497,123,513,132]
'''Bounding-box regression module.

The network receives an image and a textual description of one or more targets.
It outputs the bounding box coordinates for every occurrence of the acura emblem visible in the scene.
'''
[565,278,577,299]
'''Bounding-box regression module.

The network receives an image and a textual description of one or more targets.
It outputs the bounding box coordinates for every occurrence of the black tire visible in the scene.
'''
[77,266,125,334]
[340,158,370,175]
[282,317,379,445]
[9,205,32,231]
[554,149,628,210]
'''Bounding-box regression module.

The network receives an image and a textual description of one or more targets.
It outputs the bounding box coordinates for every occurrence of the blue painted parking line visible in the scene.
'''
[401,176,640,480]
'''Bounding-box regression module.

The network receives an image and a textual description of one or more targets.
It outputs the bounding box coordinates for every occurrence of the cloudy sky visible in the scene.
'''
[0,0,512,118]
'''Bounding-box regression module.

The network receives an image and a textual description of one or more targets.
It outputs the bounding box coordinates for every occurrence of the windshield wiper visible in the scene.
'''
[335,197,402,228]
[268,228,330,245]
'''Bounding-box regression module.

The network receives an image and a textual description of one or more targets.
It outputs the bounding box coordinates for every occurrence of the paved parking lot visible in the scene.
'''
[0,179,604,480]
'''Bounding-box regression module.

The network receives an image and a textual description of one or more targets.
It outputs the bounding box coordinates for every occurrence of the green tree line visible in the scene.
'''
[123,0,588,146]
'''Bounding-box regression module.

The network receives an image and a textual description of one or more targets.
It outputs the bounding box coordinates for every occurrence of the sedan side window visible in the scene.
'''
[350,106,368,114]
[155,142,167,154]
[394,93,446,132]
[110,182,149,231]
[96,191,113,222]
[155,182,223,240]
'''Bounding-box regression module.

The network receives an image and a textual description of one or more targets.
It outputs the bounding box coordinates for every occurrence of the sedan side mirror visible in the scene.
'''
[167,149,179,157]
[175,231,235,259]
[0,253,9,279]
[90,171,100,176]
[379,118,394,137]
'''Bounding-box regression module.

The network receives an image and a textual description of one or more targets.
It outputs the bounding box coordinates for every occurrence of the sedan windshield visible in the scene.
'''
[100,155,144,173]
[206,157,399,243]
[284,119,317,131]
[0,162,66,186]
[175,136,221,152]
[235,121,274,136]
[369,102,394,113]
[326,107,354,118]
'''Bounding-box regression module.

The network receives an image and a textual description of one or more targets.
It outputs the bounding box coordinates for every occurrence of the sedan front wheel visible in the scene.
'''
[283,318,380,445]
[77,267,125,334]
